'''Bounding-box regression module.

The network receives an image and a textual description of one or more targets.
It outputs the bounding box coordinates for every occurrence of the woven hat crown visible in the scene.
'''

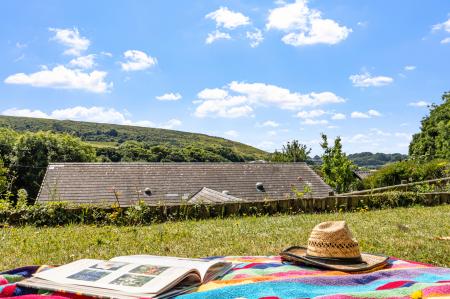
[306,221,361,259]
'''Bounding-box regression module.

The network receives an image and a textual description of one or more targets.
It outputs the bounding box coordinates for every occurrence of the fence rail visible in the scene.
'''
[58,191,450,215]
[340,177,450,196]
[160,192,450,217]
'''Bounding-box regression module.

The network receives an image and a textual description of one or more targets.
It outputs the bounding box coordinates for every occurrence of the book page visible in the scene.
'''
[33,259,196,295]
[111,255,230,282]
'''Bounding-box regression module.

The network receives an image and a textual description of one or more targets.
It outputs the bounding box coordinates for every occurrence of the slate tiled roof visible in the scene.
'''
[188,187,245,204]
[37,162,333,206]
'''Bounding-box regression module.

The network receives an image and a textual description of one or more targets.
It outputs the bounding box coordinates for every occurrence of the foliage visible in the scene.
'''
[270,140,311,162]
[0,188,447,227]
[9,131,97,201]
[0,159,9,195]
[363,159,450,188]
[0,115,266,160]
[357,191,426,209]
[320,134,357,193]
[15,189,28,209]
[291,185,312,198]
[348,152,407,169]
[409,91,450,160]
[2,205,449,270]
[0,128,19,167]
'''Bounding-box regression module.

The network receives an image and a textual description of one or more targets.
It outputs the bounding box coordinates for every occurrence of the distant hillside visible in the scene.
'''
[0,115,267,159]
[348,152,408,169]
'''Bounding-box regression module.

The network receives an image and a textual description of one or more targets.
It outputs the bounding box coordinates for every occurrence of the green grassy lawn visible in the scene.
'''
[1,205,449,271]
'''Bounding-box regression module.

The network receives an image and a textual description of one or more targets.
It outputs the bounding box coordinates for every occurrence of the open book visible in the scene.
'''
[18,255,233,299]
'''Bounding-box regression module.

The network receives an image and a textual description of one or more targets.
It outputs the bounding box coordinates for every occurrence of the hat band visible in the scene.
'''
[305,255,364,265]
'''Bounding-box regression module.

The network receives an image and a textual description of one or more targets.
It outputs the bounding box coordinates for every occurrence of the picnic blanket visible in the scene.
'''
[1,257,450,299]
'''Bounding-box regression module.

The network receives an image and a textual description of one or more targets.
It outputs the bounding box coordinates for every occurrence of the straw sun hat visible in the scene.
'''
[280,221,388,272]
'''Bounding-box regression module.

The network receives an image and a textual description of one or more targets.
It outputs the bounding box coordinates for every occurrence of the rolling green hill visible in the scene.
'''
[0,115,267,159]
[348,152,408,169]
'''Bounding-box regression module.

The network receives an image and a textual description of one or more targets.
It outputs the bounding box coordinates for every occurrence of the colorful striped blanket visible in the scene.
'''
[1,257,450,299]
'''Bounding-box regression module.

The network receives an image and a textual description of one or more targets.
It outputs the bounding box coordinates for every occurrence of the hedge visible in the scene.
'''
[0,191,448,227]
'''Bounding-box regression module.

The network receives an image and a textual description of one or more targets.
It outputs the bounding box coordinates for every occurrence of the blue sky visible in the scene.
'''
[1,0,449,155]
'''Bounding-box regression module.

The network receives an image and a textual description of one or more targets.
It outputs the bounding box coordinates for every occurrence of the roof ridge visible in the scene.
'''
[48,162,308,165]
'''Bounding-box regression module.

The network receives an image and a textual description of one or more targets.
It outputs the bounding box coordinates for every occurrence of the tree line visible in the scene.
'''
[0,129,257,202]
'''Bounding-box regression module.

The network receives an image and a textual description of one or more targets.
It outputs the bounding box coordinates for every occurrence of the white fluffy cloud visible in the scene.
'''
[156,92,182,101]
[246,29,264,47]
[351,109,381,119]
[351,111,369,119]
[432,19,450,33]
[1,106,181,129]
[368,109,381,117]
[261,120,280,127]
[198,88,229,100]
[159,119,182,129]
[205,30,231,44]
[404,65,416,71]
[2,107,127,124]
[4,65,112,93]
[69,54,96,69]
[120,50,157,71]
[432,17,450,43]
[49,27,90,56]
[194,81,344,118]
[441,37,450,44]
[296,109,326,119]
[266,0,351,46]
[206,7,250,29]
[409,100,430,107]
[224,130,239,137]
[349,72,393,87]
[228,81,345,109]
[51,106,129,123]
[101,51,113,57]
[2,108,49,119]
[432,19,450,32]
[331,113,346,120]
[302,118,328,125]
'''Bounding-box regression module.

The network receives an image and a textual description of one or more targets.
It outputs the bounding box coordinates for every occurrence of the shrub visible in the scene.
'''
[0,190,447,227]
[363,159,450,189]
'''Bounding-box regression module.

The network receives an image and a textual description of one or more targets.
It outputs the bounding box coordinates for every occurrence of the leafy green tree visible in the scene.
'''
[207,146,245,162]
[320,134,356,193]
[118,141,157,162]
[271,140,311,162]
[96,147,123,162]
[12,131,96,201]
[0,128,19,167]
[0,158,9,195]
[409,92,450,160]
[182,146,227,162]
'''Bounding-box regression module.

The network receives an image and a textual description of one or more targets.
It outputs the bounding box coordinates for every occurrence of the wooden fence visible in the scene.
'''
[3,191,449,225]
[137,192,450,219]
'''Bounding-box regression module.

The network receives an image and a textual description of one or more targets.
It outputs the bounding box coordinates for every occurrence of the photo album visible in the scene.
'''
[18,255,233,299]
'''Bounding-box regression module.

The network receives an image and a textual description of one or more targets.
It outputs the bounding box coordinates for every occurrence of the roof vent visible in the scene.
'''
[222,190,230,195]
[144,188,152,196]
[256,182,265,192]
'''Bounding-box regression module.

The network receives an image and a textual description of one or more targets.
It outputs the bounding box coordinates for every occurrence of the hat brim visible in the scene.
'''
[280,246,389,272]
